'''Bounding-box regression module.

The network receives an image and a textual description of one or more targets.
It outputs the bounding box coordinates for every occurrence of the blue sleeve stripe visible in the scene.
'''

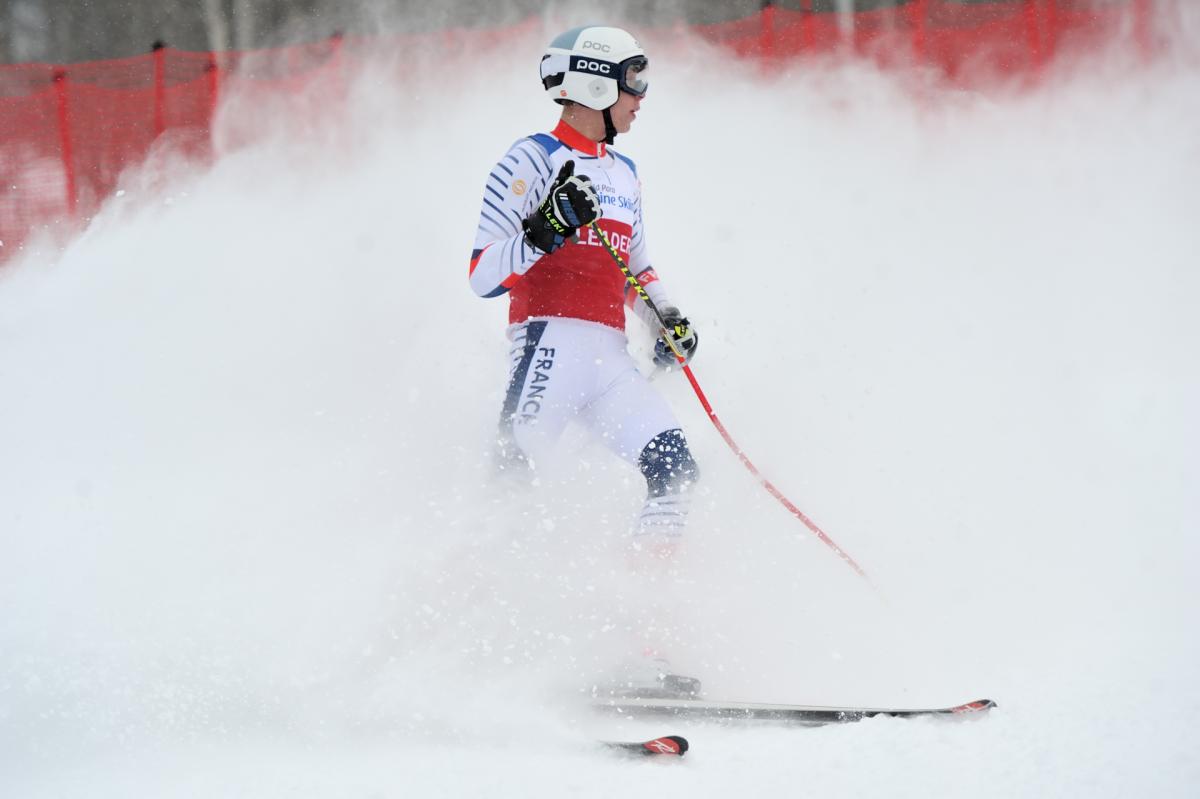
[483,199,518,233]
[504,236,519,269]
[479,213,508,237]
[483,285,510,298]
[515,143,551,180]
[529,133,564,156]
[518,147,549,179]
[507,207,525,227]
[486,184,505,202]
[489,170,509,188]
[497,161,515,177]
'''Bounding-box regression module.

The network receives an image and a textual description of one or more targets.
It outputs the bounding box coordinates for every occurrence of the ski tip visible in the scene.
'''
[603,735,689,757]
[644,735,689,756]
[950,699,997,714]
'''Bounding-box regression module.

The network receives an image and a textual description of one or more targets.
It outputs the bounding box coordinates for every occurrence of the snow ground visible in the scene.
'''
[2,19,1199,799]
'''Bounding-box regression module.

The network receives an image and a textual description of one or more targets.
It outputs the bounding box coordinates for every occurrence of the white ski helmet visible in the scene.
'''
[539,25,648,111]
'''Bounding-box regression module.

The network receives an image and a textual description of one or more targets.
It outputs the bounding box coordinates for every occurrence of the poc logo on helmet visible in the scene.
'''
[572,57,612,75]
[582,40,611,53]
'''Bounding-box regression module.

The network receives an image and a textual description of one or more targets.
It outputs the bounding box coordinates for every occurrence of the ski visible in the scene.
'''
[602,734,689,757]
[595,697,995,726]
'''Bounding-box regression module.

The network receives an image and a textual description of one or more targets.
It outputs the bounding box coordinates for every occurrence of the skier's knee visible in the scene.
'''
[638,428,699,497]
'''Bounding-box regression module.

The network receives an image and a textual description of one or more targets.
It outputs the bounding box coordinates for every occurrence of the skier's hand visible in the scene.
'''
[522,160,601,254]
[654,307,699,368]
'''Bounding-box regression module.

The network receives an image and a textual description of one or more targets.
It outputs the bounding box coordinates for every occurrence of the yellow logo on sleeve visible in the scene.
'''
[512,179,527,196]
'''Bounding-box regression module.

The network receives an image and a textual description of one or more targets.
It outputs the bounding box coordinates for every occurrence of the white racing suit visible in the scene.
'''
[469,119,698,542]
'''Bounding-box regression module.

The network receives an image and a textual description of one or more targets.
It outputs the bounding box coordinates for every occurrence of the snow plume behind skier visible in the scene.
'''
[469,25,703,698]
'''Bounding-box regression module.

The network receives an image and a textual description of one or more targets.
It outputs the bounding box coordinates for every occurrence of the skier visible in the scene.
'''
[468,25,701,698]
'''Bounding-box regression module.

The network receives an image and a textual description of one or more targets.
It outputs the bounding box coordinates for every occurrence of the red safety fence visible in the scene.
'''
[698,0,1154,74]
[0,0,1163,262]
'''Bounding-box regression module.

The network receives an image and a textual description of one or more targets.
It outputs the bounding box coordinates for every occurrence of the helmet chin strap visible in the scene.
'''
[602,107,617,145]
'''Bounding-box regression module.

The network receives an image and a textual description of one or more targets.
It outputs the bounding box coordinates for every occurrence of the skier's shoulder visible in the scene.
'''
[523,132,564,158]
[495,132,639,178]
[499,131,565,163]
[608,147,638,177]
[494,133,558,178]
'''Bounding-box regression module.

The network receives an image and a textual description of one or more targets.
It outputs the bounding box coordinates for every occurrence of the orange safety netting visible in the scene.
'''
[0,0,1156,261]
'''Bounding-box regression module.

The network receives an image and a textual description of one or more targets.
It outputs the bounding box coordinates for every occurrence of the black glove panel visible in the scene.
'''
[522,160,601,254]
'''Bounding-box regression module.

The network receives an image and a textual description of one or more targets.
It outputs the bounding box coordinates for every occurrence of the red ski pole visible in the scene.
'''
[589,222,870,582]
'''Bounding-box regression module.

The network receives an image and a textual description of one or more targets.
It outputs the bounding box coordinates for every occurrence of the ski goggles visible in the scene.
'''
[563,54,649,97]
[617,56,649,97]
